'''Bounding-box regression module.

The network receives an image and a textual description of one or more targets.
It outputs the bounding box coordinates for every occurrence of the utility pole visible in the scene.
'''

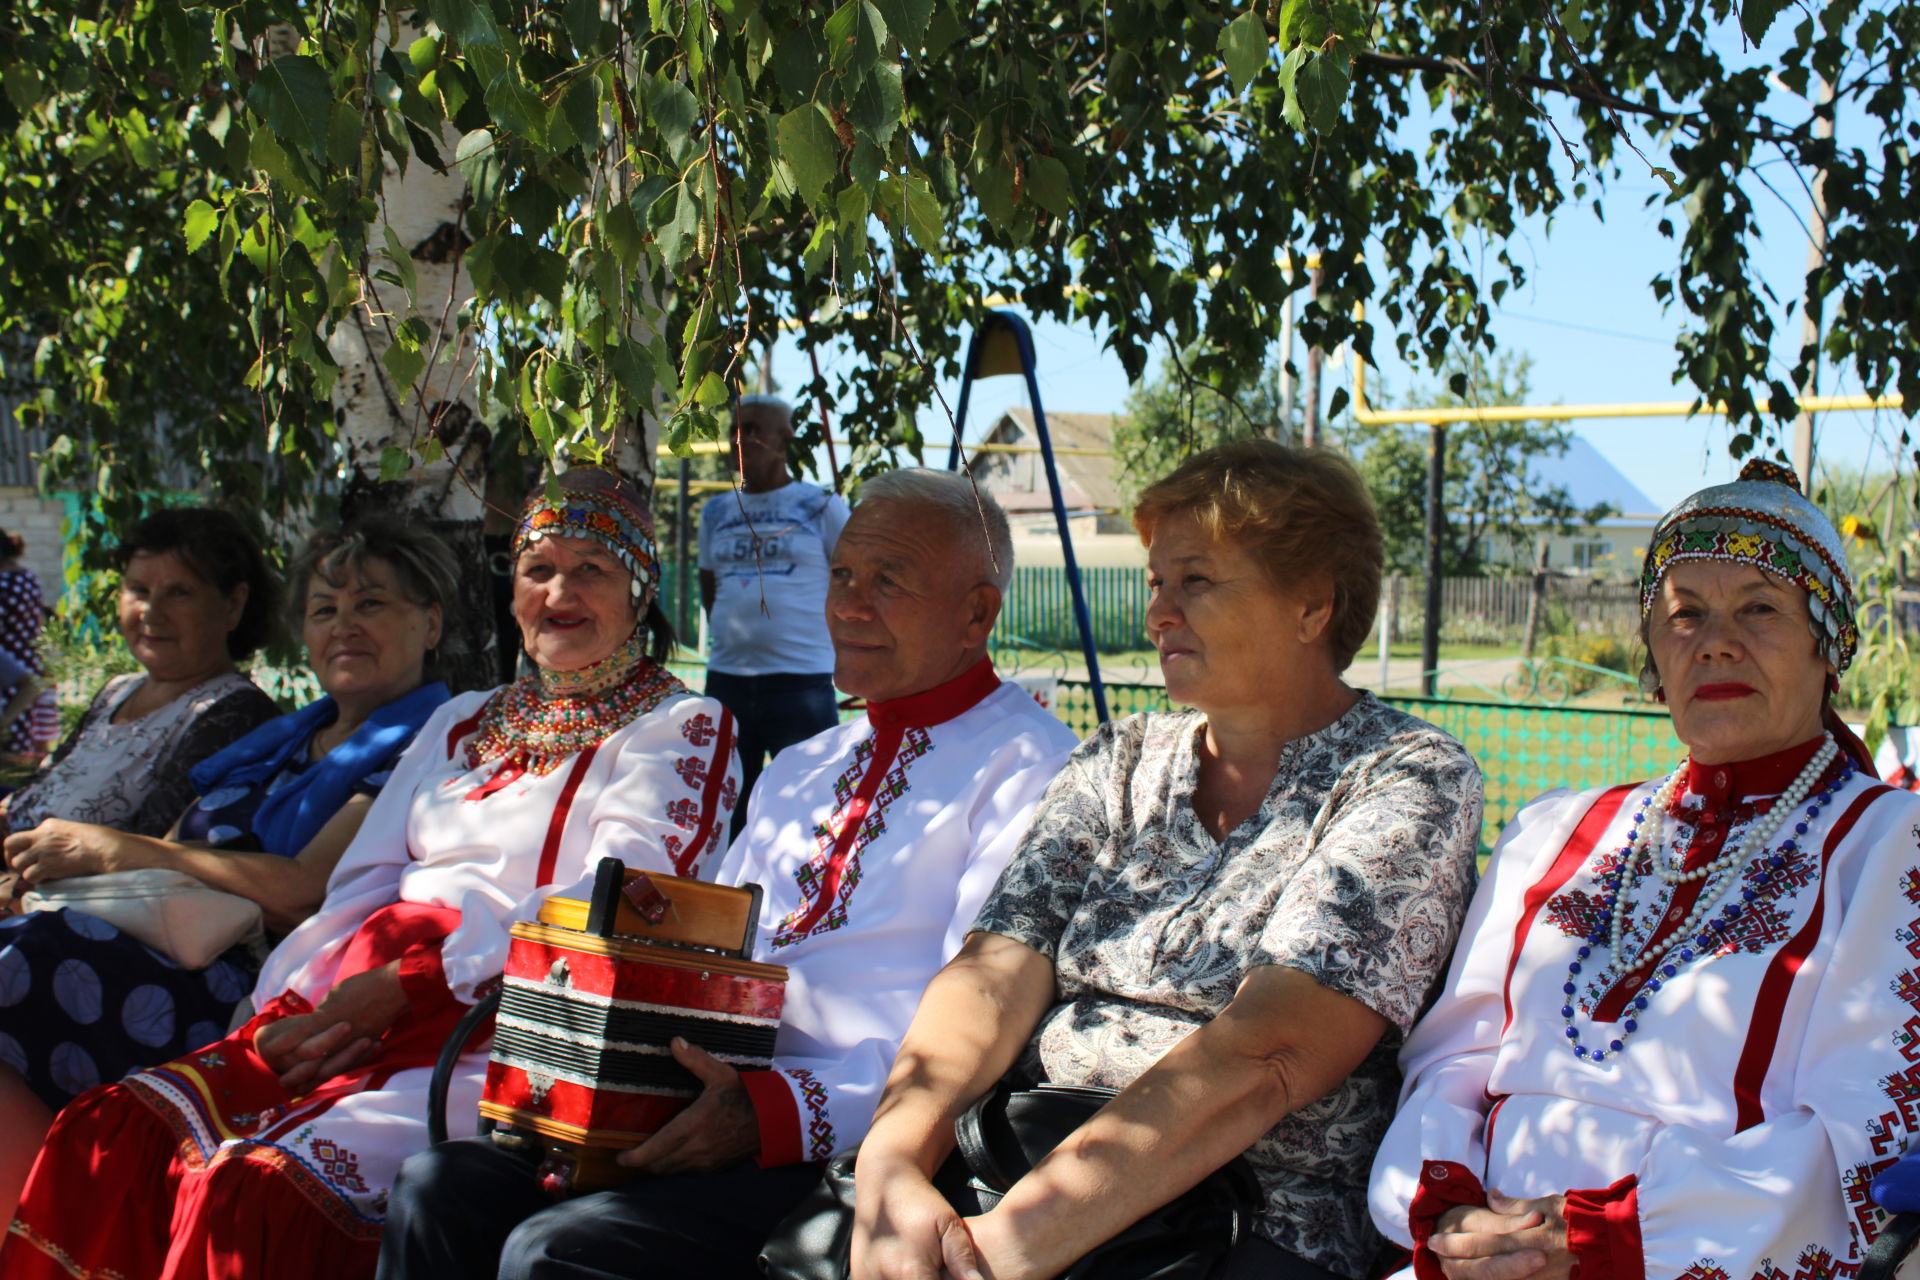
[1792,76,1834,490]
[1422,424,1446,696]
[1302,262,1324,447]
[1277,285,1296,443]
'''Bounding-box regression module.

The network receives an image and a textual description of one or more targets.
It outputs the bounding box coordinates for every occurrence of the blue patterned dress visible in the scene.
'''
[0,686,441,1111]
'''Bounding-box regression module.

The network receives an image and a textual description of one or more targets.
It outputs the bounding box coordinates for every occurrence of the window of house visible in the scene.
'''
[1570,539,1615,570]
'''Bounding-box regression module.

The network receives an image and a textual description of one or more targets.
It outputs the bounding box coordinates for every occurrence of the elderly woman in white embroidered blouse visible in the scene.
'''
[852,441,1484,1280]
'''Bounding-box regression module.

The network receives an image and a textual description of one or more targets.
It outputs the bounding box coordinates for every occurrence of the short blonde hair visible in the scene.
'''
[1132,441,1383,670]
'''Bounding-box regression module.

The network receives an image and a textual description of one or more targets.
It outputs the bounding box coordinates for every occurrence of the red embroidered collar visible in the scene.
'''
[1678,734,1829,817]
[864,657,1001,733]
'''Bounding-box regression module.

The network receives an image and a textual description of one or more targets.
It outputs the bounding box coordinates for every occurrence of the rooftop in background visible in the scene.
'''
[965,407,1131,536]
[1529,435,1662,528]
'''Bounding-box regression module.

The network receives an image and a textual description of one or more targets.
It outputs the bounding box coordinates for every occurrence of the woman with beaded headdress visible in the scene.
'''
[2,468,743,1280]
[1370,459,1920,1280]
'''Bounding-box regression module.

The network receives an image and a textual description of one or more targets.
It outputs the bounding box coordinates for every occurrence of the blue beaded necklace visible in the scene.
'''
[1558,745,1852,1063]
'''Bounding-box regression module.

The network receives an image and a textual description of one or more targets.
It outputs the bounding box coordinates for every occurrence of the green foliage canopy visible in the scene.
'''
[0,0,1914,533]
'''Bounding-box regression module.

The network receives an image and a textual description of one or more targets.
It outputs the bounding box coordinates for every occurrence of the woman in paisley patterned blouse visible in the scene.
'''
[852,441,1484,1280]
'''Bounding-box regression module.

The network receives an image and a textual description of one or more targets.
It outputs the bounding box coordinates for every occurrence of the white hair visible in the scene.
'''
[734,394,793,429]
[858,468,1014,591]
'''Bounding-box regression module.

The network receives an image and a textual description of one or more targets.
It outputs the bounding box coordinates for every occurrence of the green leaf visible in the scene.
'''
[485,66,549,145]
[424,0,500,48]
[1558,2,1591,44]
[608,339,656,402]
[1024,154,1071,216]
[776,105,840,208]
[824,0,886,76]
[1739,0,1790,42]
[247,54,334,162]
[850,61,904,146]
[3,64,44,114]
[378,445,413,482]
[901,172,943,252]
[693,371,731,408]
[1278,45,1350,132]
[600,200,644,267]
[384,340,426,400]
[655,183,702,267]
[182,201,219,253]
[565,0,603,51]
[1277,0,1314,44]
[1219,11,1267,95]
[649,78,700,165]
[382,224,420,294]
[544,360,589,407]
[327,98,362,168]
[836,182,871,263]
[870,0,933,50]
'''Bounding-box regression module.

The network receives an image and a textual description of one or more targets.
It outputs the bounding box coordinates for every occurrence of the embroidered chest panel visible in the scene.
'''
[769,727,933,951]
[1544,809,1820,1015]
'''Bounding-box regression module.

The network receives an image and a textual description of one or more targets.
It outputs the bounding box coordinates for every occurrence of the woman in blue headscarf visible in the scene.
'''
[0,517,458,1214]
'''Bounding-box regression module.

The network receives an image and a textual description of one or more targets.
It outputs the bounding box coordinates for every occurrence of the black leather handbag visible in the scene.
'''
[758,1081,1264,1280]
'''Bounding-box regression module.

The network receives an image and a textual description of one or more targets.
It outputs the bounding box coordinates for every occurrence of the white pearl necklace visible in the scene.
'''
[1558,734,1852,1064]
[1607,737,1839,969]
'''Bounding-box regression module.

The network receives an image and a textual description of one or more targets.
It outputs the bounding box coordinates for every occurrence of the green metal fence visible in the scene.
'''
[1053,681,1681,851]
[993,566,1150,652]
[662,659,1681,852]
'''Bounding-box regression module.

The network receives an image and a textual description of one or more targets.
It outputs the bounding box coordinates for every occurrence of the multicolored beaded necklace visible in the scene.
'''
[464,628,683,779]
[1558,736,1851,1063]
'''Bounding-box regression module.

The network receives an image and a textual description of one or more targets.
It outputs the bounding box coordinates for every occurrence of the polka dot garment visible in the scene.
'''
[0,567,49,755]
[0,907,254,1109]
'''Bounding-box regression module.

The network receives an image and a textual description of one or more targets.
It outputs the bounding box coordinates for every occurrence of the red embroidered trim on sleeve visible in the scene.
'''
[1410,1160,1488,1280]
[1564,1175,1642,1280]
[740,1069,803,1168]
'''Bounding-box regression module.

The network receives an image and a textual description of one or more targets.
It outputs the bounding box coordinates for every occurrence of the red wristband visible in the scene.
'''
[1409,1161,1488,1280]
[1563,1175,1641,1280]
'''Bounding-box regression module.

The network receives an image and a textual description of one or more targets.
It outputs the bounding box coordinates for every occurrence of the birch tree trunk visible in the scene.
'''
[319,14,497,692]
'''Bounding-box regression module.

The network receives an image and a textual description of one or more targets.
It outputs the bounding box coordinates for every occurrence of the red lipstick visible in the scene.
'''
[1692,682,1756,701]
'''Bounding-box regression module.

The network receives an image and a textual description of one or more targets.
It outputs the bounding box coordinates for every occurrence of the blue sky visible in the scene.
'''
[759,25,1912,516]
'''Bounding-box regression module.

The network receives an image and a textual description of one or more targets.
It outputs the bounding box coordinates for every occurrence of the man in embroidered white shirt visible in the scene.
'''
[379,470,1079,1280]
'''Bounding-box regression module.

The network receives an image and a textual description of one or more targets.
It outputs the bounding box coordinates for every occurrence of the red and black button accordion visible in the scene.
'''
[479,858,786,1195]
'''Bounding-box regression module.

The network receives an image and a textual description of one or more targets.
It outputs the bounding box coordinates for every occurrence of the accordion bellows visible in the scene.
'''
[479,860,787,1195]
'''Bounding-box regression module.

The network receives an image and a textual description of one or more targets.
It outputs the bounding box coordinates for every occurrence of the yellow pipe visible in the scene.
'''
[658,439,1111,459]
[1349,328,1903,424]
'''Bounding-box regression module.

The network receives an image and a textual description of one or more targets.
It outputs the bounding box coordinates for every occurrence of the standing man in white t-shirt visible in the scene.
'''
[698,394,850,834]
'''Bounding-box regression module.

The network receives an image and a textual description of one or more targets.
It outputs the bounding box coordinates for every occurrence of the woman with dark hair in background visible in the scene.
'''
[1,507,281,839]
[0,517,459,1218]
[0,527,54,761]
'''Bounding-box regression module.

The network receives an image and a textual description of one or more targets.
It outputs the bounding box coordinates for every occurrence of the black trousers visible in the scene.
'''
[703,669,840,839]
[376,1137,824,1280]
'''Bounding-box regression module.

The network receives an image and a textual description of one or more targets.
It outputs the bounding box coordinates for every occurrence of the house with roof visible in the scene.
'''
[964,408,1127,532]
[1481,435,1662,578]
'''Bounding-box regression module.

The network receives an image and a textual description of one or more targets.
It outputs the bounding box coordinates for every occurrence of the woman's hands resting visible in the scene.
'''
[850,1156,987,1280]
[3,819,149,885]
[254,961,411,1094]
[1428,1192,1576,1280]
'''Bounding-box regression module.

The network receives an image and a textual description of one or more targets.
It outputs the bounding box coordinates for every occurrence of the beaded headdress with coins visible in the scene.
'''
[1639,458,1857,672]
[513,467,660,602]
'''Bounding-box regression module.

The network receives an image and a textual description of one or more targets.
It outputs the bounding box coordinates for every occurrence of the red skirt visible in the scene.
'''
[3,902,467,1280]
